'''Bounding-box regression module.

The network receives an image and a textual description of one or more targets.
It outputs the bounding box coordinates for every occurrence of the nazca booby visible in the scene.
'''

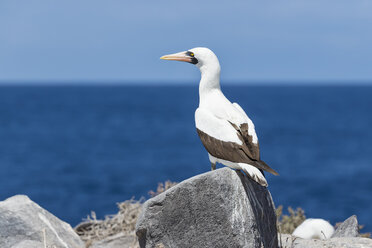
[161,47,278,186]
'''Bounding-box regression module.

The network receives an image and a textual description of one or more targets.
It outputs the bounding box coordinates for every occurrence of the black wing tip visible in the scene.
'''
[264,166,279,176]
[271,170,280,176]
[258,160,279,176]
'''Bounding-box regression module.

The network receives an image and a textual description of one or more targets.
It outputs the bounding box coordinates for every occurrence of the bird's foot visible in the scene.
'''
[211,163,216,171]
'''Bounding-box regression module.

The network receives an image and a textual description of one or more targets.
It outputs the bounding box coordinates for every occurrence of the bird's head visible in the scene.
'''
[160,47,220,71]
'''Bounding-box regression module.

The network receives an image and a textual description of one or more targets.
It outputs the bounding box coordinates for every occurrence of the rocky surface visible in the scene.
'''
[136,168,278,248]
[0,195,84,248]
[332,215,360,238]
[279,233,372,248]
[1,181,368,248]
[89,233,138,248]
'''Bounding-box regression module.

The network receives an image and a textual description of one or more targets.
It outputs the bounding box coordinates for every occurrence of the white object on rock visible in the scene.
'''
[292,218,335,240]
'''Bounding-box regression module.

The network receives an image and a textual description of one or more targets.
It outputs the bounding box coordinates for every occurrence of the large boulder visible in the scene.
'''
[136,168,278,248]
[0,195,84,248]
[279,233,372,248]
[331,215,359,238]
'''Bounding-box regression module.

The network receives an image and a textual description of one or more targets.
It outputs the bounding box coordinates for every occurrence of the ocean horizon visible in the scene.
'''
[0,84,371,232]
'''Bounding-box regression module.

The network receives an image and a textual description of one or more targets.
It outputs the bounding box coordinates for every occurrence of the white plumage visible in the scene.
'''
[292,218,335,240]
[195,107,243,145]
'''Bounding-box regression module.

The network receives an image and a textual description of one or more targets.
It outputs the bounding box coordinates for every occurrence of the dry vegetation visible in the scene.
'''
[148,180,178,198]
[75,199,142,247]
[358,227,370,238]
[276,205,306,234]
[75,181,177,247]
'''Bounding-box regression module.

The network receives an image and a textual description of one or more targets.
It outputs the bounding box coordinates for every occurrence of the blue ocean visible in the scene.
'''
[0,85,371,232]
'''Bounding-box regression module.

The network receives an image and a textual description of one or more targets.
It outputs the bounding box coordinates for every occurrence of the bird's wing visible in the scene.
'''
[231,102,278,175]
[231,102,260,160]
[195,107,278,175]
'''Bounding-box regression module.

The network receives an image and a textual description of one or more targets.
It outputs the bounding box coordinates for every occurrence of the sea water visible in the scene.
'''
[0,85,371,232]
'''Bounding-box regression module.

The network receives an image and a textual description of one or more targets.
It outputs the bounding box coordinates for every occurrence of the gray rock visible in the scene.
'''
[136,168,278,248]
[12,240,43,248]
[90,233,138,248]
[279,233,372,248]
[332,215,359,238]
[0,195,84,248]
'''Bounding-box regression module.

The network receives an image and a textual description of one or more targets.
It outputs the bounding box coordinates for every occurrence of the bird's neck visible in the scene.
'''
[198,63,221,104]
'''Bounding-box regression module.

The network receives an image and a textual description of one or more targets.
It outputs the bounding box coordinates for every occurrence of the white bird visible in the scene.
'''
[292,219,335,240]
[160,47,278,186]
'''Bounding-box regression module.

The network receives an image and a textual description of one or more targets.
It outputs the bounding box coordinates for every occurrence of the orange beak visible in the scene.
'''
[160,51,193,63]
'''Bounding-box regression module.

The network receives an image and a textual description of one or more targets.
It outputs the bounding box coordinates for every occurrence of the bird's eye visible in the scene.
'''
[190,53,194,57]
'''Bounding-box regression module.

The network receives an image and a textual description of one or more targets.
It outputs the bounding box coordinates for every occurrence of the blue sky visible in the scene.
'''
[1,1,372,84]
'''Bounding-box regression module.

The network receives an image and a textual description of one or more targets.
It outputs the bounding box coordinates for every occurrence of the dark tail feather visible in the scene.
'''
[253,160,279,176]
